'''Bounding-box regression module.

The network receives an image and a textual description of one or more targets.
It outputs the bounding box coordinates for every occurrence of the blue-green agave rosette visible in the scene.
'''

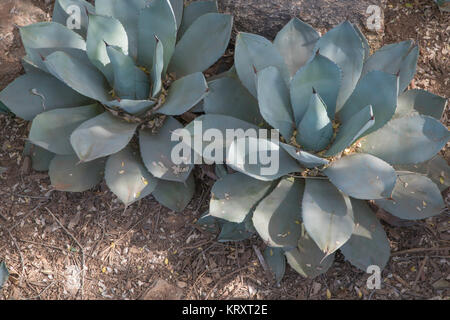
[194,18,449,281]
[0,0,233,212]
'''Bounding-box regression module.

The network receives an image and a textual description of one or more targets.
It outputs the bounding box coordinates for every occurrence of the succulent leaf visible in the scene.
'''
[227,136,303,181]
[264,247,286,284]
[23,142,55,172]
[340,199,390,271]
[302,179,354,256]
[70,112,138,162]
[138,0,177,73]
[95,0,148,59]
[218,219,254,242]
[0,101,10,115]
[150,38,164,98]
[105,146,158,206]
[314,21,364,111]
[86,14,129,83]
[49,154,105,192]
[284,225,335,278]
[44,51,112,102]
[290,53,341,123]
[235,32,288,97]
[52,0,94,37]
[280,143,329,168]
[296,92,333,152]
[362,41,419,94]
[395,89,447,120]
[257,66,295,141]
[169,13,233,77]
[360,115,450,165]
[196,211,224,233]
[0,70,92,121]
[253,178,304,248]
[106,45,150,100]
[178,0,218,38]
[169,0,184,29]
[20,22,86,71]
[157,73,208,116]
[29,104,103,155]
[325,105,374,157]
[204,76,264,126]
[274,18,320,77]
[394,155,450,192]
[353,24,370,61]
[338,71,398,136]
[140,116,193,182]
[152,173,196,212]
[324,154,397,200]
[375,172,445,220]
[210,172,273,223]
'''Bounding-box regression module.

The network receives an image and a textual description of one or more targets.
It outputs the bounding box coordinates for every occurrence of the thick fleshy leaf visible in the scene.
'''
[285,224,335,278]
[140,117,193,182]
[86,14,128,83]
[362,41,419,94]
[235,32,288,97]
[360,115,450,165]
[196,211,224,233]
[184,114,260,162]
[280,143,329,168]
[0,101,9,114]
[169,13,233,78]
[215,164,229,179]
[150,38,164,98]
[49,154,105,192]
[375,172,445,220]
[324,154,397,200]
[104,99,155,115]
[0,70,92,121]
[314,21,364,111]
[152,173,195,212]
[105,146,158,206]
[353,24,370,61]
[0,261,9,289]
[169,0,184,29]
[95,0,147,59]
[340,199,390,271]
[274,18,320,77]
[210,172,273,223]
[296,92,333,152]
[290,53,341,123]
[157,73,208,116]
[52,0,94,37]
[20,22,86,71]
[106,45,150,100]
[178,0,218,38]
[395,89,447,120]
[70,112,138,162]
[253,178,303,248]
[204,76,264,126]
[338,71,398,136]
[264,247,286,284]
[29,104,102,155]
[23,142,55,172]
[44,51,112,102]
[302,179,354,256]
[394,155,450,192]
[218,220,254,242]
[325,105,374,157]
[257,66,294,140]
[138,0,177,72]
[226,136,303,181]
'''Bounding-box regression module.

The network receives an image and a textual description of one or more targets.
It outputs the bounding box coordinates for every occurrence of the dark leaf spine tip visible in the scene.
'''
[312,87,317,94]
[252,65,258,74]
[154,35,160,42]
[315,48,320,56]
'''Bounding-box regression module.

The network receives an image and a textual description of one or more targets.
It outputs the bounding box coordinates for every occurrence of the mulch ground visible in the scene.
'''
[0,0,449,300]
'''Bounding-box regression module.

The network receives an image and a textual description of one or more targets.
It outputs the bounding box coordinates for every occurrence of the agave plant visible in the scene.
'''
[191,18,449,282]
[0,0,233,211]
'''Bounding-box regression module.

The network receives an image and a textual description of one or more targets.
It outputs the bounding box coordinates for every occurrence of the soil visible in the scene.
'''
[0,0,449,300]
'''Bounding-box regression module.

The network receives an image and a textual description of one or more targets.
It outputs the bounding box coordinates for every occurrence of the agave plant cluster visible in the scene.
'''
[0,0,233,211]
[193,18,450,281]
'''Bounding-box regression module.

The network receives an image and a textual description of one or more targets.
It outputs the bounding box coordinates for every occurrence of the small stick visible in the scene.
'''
[45,207,85,299]
[391,246,450,256]
[414,256,428,285]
